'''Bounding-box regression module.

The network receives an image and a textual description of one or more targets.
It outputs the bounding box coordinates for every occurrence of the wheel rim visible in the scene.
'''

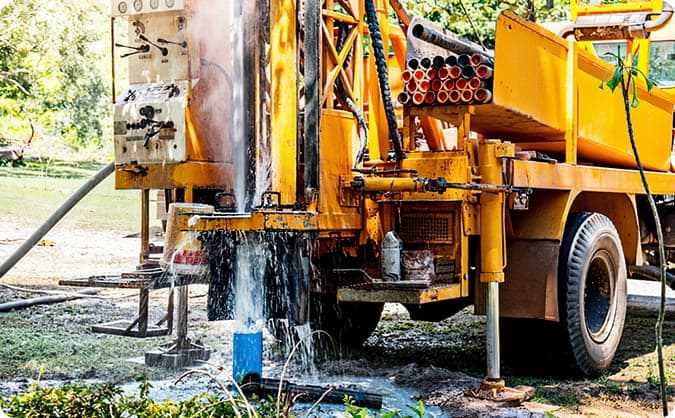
[583,249,616,343]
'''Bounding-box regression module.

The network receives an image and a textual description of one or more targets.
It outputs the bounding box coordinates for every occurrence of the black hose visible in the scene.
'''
[364,0,405,161]
[0,162,115,279]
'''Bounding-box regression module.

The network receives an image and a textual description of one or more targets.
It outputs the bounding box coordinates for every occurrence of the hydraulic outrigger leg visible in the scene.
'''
[472,141,533,403]
[479,141,506,386]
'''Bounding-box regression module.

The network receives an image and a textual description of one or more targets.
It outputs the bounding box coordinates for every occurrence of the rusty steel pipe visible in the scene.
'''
[432,55,446,69]
[449,90,461,104]
[398,92,411,105]
[420,57,432,69]
[402,70,413,83]
[437,90,449,104]
[470,53,492,67]
[449,66,462,79]
[406,80,417,93]
[438,66,450,80]
[461,65,476,79]
[431,79,443,91]
[468,77,483,90]
[455,78,468,90]
[426,68,438,80]
[476,64,493,80]
[461,89,474,103]
[408,58,420,70]
[418,79,431,92]
[458,54,471,67]
[411,22,492,60]
[413,69,426,81]
[443,79,455,90]
[474,88,492,103]
[445,55,458,66]
[424,91,436,104]
[412,91,425,105]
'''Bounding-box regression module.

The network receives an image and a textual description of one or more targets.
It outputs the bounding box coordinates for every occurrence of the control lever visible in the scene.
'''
[157,38,188,48]
[120,45,151,58]
[139,34,168,56]
[115,42,149,51]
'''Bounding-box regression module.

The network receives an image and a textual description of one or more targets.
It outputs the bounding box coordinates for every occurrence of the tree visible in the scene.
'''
[0,0,111,151]
[401,0,569,48]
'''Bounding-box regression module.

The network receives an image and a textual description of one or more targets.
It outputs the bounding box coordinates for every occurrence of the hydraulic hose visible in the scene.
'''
[0,162,115,279]
[364,0,405,161]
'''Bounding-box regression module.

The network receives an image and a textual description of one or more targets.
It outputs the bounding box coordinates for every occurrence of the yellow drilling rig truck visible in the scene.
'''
[54,0,675,381]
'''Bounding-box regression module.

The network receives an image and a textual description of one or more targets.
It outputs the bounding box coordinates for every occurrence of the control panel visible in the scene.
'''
[112,0,196,164]
[114,81,188,164]
[112,0,186,17]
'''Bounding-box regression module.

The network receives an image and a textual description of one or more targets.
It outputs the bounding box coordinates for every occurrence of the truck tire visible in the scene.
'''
[559,212,627,375]
[311,294,384,350]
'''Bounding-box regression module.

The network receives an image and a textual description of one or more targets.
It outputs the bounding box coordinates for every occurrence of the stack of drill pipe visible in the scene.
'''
[398,53,494,107]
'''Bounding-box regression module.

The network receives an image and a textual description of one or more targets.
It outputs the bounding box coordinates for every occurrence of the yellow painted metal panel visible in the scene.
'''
[182,212,319,232]
[576,49,672,171]
[572,0,662,18]
[492,12,568,137]
[115,162,232,190]
[270,0,298,205]
[319,110,362,231]
[511,160,675,195]
[481,11,674,171]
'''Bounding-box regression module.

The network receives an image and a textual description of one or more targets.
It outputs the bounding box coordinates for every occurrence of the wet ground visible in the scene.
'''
[1,169,674,416]
[0,272,673,417]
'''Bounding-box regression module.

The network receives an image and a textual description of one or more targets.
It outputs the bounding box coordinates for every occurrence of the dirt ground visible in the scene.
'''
[0,164,674,417]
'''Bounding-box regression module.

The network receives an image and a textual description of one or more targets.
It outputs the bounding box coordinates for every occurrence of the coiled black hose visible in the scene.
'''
[364,0,405,161]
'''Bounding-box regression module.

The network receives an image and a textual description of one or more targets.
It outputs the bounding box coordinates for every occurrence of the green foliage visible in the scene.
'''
[343,395,428,418]
[2,384,430,417]
[401,0,569,48]
[0,0,111,150]
[0,382,255,418]
[600,50,656,108]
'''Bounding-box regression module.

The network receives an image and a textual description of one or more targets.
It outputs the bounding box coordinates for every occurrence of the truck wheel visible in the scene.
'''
[311,294,384,350]
[559,212,627,375]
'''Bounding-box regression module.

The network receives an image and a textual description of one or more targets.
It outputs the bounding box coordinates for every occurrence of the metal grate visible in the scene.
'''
[399,213,454,244]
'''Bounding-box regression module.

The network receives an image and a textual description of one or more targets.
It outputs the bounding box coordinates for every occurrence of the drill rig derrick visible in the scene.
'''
[109,0,675,396]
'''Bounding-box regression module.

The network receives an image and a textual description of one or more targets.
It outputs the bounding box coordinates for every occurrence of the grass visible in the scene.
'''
[0,310,171,383]
[0,159,139,233]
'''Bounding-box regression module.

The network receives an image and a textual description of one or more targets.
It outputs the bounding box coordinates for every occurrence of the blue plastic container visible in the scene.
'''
[232,330,263,383]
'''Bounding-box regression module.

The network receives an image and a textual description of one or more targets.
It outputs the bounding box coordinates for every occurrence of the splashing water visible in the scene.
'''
[189,0,316,372]
[202,230,318,371]
[232,231,265,330]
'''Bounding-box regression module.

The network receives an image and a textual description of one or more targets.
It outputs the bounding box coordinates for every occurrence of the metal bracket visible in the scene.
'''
[260,191,282,210]
[508,190,530,211]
